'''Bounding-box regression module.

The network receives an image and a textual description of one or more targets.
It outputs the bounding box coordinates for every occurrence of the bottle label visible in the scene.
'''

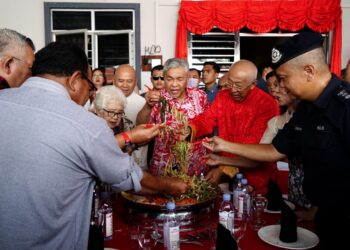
[227,212,234,232]
[163,222,169,247]
[219,211,229,229]
[105,212,113,238]
[238,196,244,218]
[168,226,179,250]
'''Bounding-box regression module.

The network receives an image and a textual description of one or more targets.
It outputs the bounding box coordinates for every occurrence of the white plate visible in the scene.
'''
[258,225,319,250]
[265,200,295,214]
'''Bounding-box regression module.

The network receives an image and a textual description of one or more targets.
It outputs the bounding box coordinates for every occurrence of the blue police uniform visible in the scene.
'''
[272,74,350,249]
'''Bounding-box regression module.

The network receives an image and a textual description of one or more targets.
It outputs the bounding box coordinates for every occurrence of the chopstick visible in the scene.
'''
[144,84,153,92]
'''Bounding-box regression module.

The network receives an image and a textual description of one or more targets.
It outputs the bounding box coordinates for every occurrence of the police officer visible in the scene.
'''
[202,32,350,250]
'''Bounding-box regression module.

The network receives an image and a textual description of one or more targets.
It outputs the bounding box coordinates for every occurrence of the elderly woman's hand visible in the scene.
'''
[127,124,160,144]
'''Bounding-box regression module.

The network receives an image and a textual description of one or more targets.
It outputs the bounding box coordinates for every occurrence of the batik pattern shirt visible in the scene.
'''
[149,87,209,176]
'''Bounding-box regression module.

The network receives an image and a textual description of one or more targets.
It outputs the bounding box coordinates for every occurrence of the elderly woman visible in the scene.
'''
[94,85,136,156]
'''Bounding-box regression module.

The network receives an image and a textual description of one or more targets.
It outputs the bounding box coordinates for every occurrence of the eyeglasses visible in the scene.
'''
[225,82,253,91]
[81,72,97,92]
[102,109,124,119]
[152,76,164,81]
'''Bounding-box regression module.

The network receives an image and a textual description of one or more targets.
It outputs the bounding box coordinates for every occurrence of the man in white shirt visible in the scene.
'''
[114,64,148,169]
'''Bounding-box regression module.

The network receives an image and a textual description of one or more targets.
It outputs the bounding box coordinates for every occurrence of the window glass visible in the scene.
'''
[53,11,91,30]
[56,33,85,49]
[95,11,133,30]
[98,34,129,67]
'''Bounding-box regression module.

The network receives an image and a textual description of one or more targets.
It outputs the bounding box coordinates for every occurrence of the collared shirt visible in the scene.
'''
[149,87,209,176]
[125,92,148,169]
[205,82,219,103]
[0,76,10,90]
[0,77,143,249]
[191,87,280,193]
[273,74,350,209]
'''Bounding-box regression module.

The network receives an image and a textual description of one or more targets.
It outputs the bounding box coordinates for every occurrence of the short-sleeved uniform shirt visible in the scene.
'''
[273,75,350,210]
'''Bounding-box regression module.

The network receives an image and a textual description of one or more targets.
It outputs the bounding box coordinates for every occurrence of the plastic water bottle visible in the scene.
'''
[219,193,234,230]
[233,173,243,208]
[238,178,251,218]
[163,202,180,250]
[98,192,113,241]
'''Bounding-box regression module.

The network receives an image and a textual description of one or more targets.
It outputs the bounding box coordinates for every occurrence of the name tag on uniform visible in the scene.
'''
[316,125,325,131]
[294,126,303,131]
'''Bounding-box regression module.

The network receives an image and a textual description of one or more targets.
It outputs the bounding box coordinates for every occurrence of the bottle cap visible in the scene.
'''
[241,179,248,185]
[236,173,243,179]
[223,193,231,201]
[166,201,176,210]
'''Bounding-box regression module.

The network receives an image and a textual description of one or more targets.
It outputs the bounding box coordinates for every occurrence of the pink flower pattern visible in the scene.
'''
[149,88,209,176]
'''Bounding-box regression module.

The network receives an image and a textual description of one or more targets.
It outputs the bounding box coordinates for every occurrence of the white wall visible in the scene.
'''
[341,0,350,68]
[0,0,349,84]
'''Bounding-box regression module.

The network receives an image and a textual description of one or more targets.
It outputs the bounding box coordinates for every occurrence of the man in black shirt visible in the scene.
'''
[203,32,350,250]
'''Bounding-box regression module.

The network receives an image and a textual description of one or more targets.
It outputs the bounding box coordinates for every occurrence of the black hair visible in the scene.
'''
[203,61,220,73]
[189,68,201,77]
[32,42,89,78]
[92,67,107,85]
[265,71,276,81]
[151,64,164,75]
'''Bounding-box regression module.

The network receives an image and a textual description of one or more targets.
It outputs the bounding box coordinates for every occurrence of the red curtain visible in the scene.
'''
[175,0,342,76]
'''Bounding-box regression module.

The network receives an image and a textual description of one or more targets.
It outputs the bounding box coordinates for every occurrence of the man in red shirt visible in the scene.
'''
[189,60,280,193]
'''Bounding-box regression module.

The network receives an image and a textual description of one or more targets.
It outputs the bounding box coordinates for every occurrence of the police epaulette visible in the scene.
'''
[335,83,350,103]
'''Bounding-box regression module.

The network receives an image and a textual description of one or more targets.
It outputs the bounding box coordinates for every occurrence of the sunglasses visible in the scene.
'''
[152,76,164,81]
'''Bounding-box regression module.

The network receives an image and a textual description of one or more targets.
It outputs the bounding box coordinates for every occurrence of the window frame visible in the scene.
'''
[188,29,331,76]
[44,2,141,86]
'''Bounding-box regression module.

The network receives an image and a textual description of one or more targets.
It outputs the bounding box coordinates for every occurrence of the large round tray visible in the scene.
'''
[121,191,216,211]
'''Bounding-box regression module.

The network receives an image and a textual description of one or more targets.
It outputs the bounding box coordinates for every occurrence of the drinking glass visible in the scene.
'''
[231,214,247,250]
[137,221,158,250]
[251,194,267,231]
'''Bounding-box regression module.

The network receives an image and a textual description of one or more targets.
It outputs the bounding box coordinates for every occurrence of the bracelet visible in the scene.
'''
[120,132,131,144]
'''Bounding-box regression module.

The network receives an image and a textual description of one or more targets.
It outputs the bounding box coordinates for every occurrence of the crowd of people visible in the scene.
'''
[0,28,349,249]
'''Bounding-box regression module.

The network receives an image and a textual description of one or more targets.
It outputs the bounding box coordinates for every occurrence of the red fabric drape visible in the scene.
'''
[175,0,342,77]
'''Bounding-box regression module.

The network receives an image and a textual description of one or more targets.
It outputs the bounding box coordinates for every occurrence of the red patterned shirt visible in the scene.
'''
[191,87,280,193]
[149,87,209,176]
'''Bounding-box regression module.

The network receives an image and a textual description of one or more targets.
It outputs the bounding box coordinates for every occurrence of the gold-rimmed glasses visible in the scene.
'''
[225,82,253,92]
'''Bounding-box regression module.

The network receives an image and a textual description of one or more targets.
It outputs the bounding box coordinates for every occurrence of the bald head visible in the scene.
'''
[113,64,137,97]
[229,60,258,83]
[227,60,257,102]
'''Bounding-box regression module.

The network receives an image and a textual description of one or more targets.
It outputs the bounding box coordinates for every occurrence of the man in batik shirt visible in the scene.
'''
[137,58,208,176]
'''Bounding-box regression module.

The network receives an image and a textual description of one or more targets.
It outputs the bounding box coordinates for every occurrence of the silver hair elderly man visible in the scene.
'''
[0,28,35,89]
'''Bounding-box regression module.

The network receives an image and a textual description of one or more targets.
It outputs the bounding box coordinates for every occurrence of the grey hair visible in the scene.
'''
[0,29,29,56]
[94,85,127,111]
[163,58,189,76]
